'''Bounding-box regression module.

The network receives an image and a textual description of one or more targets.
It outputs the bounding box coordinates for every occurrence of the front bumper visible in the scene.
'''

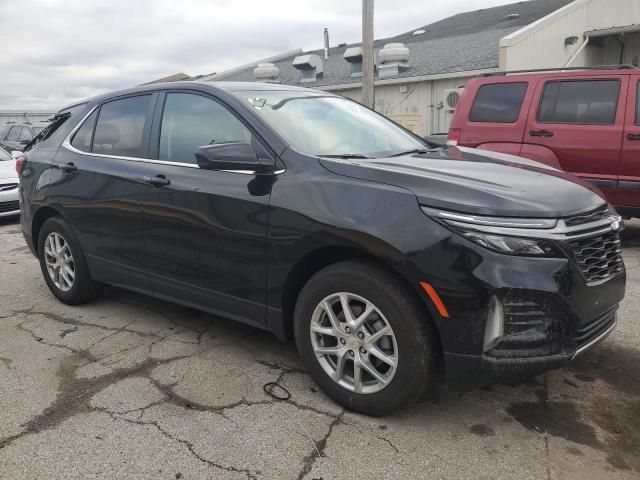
[0,183,20,218]
[445,309,618,391]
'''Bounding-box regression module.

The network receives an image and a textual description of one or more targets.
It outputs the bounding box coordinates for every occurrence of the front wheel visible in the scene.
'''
[294,260,436,416]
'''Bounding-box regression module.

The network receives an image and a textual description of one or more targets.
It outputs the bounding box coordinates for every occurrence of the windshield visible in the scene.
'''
[236,90,426,158]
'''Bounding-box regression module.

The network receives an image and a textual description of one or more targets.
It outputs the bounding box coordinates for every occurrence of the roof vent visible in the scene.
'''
[378,43,410,78]
[292,54,323,83]
[413,29,426,36]
[506,13,520,19]
[344,46,363,78]
[253,63,280,83]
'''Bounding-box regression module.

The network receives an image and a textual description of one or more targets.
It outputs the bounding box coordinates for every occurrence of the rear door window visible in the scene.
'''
[538,79,620,124]
[93,95,152,157]
[6,126,21,142]
[469,83,528,123]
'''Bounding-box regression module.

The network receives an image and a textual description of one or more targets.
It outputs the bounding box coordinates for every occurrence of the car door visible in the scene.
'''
[137,90,275,328]
[47,93,158,293]
[618,76,640,209]
[524,76,627,203]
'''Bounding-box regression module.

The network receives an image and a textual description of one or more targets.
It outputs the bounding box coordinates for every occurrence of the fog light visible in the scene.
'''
[483,296,504,352]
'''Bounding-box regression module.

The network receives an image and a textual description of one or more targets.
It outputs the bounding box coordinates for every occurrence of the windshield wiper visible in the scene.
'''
[319,153,371,159]
[388,148,433,157]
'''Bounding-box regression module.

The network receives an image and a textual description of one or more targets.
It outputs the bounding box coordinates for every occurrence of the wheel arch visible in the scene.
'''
[275,243,444,367]
[31,206,64,257]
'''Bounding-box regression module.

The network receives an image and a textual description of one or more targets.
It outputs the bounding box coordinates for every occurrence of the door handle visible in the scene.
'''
[141,175,170,187]
[529,129,554,138]
[56,162,77,173]
[628,133,640,141]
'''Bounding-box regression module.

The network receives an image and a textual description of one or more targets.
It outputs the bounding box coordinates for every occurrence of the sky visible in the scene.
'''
[0,0,514,111]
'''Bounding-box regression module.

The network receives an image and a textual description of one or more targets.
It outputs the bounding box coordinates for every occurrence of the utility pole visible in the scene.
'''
[361,0,374,108]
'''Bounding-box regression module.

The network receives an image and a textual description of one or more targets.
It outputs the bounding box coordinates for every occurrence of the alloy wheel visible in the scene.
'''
[44,232,75,292]
[310,292,398,394]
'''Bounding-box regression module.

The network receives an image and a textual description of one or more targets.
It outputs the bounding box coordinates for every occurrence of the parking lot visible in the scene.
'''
[0,215,638,480]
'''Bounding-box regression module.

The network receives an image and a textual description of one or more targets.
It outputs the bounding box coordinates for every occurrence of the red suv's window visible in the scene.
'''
[538,79,620,125]
[469,82,528,123]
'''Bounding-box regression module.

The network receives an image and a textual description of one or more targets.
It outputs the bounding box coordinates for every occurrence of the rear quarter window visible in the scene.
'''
[469,82,528,123]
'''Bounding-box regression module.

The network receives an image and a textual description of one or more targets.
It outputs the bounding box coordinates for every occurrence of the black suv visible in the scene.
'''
[0,123,44,153]
[18,81,625,415]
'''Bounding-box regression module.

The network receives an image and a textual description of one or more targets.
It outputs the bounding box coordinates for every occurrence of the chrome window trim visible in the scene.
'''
[61,105,285,176]
[422,206,622,241]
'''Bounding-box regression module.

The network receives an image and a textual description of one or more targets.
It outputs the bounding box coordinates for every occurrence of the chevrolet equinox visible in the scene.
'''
[18,81,626,415]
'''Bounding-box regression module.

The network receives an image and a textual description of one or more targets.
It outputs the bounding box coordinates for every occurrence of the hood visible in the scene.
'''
[319,146,606,218]
[0,160,17,180]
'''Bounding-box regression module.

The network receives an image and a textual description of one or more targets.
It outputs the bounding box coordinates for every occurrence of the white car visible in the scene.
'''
[0,148,19,218]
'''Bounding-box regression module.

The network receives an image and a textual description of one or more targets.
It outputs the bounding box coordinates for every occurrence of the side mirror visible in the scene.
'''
[195,143,273,173]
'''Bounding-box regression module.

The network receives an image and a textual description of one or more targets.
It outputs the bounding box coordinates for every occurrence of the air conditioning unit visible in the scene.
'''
[443,88,464,111]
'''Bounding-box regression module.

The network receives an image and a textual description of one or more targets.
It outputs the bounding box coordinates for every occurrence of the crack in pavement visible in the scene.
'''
[104,409,261,480]
[1,306,345,480]
[296,411,346,480]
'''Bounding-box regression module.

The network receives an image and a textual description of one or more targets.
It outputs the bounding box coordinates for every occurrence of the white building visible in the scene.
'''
[203,0,640,139]
[0,110,53,127]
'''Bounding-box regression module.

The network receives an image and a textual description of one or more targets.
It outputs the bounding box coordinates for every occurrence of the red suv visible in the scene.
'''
[448,66,640,217]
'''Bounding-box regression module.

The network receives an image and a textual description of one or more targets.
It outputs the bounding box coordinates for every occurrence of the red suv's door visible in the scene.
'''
[619,76,640,208]
[523,75,627,204]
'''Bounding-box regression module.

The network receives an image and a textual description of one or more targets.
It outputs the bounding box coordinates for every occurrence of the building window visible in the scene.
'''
[469,83,527,123]
[538,79,620,125]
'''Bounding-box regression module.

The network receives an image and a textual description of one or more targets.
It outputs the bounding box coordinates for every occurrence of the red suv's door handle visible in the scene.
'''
[628,133,640,141]
[529,130,554,138]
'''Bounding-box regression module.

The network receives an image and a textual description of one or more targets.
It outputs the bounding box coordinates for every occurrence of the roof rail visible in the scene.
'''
[480,64,638,77]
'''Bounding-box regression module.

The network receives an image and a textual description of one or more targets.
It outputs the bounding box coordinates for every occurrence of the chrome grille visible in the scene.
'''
[565,206,610,227]
[568,231,623,283]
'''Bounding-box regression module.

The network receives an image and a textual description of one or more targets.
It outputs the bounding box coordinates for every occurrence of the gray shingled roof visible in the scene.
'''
[209,0,573,87]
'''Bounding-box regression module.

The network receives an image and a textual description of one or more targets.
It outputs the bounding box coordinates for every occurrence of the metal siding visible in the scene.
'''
[502,0,640,69]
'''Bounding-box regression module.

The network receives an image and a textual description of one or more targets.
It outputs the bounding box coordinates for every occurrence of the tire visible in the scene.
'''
[37,216,102,305]
[294,260,436,416]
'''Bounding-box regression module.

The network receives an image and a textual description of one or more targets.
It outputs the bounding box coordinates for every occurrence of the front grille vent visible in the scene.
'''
[0,183,18,192]
[0,200,19,213]
[568,231,623,283]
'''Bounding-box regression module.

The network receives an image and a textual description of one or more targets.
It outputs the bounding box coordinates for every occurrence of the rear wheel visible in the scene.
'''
[294,260,436,416]
[37,217,102,305]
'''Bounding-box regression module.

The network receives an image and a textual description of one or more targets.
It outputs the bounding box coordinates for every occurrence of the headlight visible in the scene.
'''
[459,230,558,256]
[421,206,563,257]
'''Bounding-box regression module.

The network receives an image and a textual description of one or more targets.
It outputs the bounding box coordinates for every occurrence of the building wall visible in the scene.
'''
[335,75,475,137]
[499,0,640,70]
[0,111,52,126]
[587,32,640,66]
